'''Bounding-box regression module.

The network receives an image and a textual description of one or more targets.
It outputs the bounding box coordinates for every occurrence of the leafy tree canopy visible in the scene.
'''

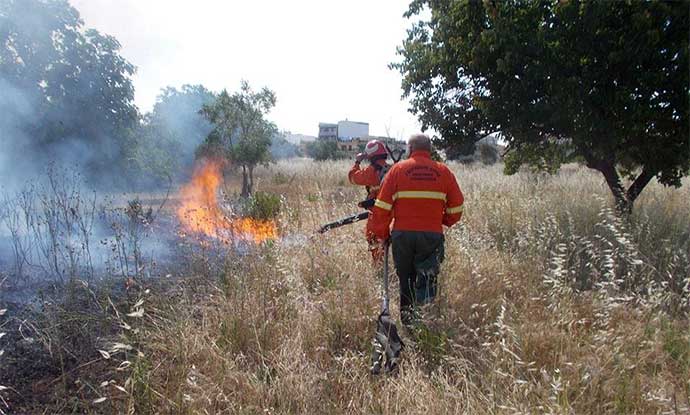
[0,0,139,184]
[394,0,689,212]
[199,81,277,197]
[139,84,215,179]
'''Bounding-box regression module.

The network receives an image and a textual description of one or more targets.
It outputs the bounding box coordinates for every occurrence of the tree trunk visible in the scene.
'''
[241,165,249,198]
[626,168,656,207]
[597,161,632,214]
[248,165,254,196]
[585,156,657,215]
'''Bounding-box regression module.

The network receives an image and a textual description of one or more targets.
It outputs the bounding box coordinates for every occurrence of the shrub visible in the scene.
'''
[478,142,500,165]
[243,191,281,220]
[305,140,347,161]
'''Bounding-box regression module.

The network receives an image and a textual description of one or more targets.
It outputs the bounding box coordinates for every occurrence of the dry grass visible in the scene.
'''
[3,159,690,414]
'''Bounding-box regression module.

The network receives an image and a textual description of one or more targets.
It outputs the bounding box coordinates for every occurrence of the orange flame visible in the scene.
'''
[176,159,277,244]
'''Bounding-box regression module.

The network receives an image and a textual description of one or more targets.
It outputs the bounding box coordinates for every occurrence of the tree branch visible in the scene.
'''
[597,161,629,210]
[626,168,657,205]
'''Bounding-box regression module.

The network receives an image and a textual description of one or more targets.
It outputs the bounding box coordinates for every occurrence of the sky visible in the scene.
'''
[70,0,423,139]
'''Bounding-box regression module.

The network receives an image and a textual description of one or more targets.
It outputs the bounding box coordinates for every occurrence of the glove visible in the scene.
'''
[355,152,366,163]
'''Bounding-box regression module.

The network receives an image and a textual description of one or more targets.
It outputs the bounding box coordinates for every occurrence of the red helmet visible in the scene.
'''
[363,140,388,159]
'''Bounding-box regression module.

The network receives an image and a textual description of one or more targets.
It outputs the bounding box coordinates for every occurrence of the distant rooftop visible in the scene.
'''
[339,120,369,126]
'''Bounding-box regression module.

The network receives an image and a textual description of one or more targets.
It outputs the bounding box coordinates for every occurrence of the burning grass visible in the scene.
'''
[1,159,689,413]
[177,158,278,244]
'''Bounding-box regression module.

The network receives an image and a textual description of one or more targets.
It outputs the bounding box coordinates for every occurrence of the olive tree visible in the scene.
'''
[199,81,277,197]
[394,0,688,213]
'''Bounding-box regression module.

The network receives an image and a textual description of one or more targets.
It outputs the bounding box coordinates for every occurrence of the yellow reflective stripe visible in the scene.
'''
[393,191,447,201]
[446,205,464,214]
[374,199,393,210]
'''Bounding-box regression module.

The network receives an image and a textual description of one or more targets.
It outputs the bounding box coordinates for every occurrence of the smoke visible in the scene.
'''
[0,168,175,294]
[0,78,40,190]
[0,0,171,290]
[151,86,214,161]
[0,90,127,193]
[0,1,291,294]
[0,0,141,192]
[270,132,302,160]
[143,84,215,182]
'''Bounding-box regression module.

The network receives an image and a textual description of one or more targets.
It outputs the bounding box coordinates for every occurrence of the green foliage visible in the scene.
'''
[441,139,476,161]
[200,81,277,197]
[130,354,155,413]
[305,140,347,161]
[242,191,281,221]
[477,142,499,165]
[411,324,450,370]
[128,116,181,186]
[394,0,689,211]
[429,147,443,162]
[662,321,690,371]
[105,85,215,188]
[503,141,571,175]
[0,0,138,185]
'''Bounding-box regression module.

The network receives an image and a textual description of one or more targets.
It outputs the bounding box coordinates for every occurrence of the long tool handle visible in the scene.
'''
[382,240,390,313]
[318,211,369,234]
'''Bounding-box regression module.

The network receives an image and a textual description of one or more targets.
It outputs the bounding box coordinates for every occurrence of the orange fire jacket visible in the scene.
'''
[348,160,388,201]
[349,159,390,243]
[369,150,464,240]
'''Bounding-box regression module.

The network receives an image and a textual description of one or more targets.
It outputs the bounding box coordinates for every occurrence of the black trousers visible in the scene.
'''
[391,230,444,323]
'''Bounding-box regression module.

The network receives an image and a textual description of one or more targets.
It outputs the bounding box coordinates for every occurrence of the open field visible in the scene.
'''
[1,159,690,414]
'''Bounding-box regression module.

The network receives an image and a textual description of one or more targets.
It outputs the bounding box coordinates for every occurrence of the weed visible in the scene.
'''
[272,172,290,185]
[242,191,281,220]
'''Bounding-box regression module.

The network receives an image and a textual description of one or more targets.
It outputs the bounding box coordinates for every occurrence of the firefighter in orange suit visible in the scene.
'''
[348,139,391,261]
[369,134,464,326]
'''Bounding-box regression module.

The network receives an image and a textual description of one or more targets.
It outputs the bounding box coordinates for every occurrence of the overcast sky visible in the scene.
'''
[70,0,422,139]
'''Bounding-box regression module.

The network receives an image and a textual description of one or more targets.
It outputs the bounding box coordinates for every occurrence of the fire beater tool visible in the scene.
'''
[317,211,369,234]
[370,240,403,375]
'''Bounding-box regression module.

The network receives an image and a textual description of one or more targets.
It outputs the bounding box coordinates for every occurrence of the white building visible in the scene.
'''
[336,120,369,140]
[317,120,369,140]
